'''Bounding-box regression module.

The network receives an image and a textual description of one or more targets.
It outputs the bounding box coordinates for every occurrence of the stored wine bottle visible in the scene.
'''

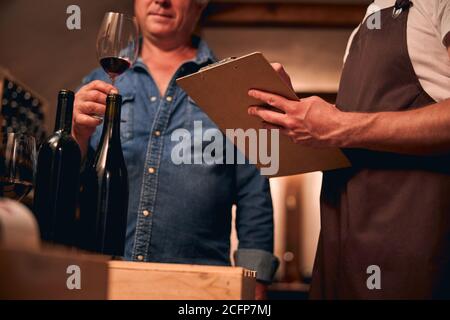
[80,93,129,256]
[33,90,81,246]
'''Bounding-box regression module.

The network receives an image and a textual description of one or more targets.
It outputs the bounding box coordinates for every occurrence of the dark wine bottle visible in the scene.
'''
[33,90,81,246]
[80,93,129,256]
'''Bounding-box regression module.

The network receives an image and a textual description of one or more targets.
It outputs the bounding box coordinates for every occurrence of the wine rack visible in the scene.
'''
[0,67,47,145]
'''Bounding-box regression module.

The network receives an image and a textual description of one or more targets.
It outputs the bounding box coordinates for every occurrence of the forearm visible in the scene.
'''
[340,99,450,155]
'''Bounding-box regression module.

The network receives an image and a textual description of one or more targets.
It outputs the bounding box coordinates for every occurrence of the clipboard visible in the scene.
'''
[176,52,350,177]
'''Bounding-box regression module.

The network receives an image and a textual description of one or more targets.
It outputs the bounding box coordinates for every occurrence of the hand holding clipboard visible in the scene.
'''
[177,52,350,177]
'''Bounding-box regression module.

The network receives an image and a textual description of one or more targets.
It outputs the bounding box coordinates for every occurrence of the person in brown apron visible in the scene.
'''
[247,0,450,299]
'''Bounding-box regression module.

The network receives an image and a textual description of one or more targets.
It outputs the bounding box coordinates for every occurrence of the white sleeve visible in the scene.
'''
[437,0,450,46]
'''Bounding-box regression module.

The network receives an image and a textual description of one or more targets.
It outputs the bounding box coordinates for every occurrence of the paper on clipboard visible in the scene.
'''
[176,52,350,177]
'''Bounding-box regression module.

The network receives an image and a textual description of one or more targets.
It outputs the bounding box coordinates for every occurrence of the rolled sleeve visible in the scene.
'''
[233,157,279,283]
[234,249,279,283]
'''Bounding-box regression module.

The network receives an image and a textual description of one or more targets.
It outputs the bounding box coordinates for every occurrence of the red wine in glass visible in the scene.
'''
[100,57,131,81]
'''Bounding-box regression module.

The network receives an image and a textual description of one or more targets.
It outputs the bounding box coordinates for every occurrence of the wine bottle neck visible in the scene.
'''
[101,95,122,141]
[54,90,74,133]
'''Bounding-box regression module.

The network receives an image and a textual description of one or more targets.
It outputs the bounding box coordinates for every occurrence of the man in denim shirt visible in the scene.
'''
[73,0,278,298]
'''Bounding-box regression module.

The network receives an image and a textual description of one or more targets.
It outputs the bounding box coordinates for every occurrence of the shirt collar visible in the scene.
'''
[193,36,216,65]
[132,36,216,72]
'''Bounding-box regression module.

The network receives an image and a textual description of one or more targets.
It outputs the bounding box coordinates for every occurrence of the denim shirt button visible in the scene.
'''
[148,167,156,174]
[150,96,157,102]
[166,96,173,102]
[154,130,161,137]
[143,210,151,217]
[137,255,144,261]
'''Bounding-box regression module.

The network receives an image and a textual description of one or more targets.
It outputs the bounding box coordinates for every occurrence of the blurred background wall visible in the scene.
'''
[0,0,371,298]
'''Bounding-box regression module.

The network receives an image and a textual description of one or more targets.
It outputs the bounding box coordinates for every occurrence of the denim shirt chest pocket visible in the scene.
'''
[120,92,135,143]
[185,96,216,129]
[184,95,230,169]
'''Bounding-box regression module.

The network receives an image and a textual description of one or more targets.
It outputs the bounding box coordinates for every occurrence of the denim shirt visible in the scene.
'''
[82,38,279,282]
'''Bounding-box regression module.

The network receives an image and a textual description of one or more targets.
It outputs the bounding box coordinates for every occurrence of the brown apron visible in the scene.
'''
[310,0,450,299]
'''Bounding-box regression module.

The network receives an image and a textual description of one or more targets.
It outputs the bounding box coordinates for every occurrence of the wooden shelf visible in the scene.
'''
[204,2,367,28]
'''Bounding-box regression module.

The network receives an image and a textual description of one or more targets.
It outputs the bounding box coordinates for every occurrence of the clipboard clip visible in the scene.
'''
[199,57,237,72]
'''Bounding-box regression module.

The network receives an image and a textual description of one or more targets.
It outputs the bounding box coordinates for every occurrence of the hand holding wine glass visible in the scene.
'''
[73,12,139,156]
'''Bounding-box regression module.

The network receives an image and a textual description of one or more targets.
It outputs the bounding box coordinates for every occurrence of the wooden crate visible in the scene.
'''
[108,261,256,300]
[0,247,256,300]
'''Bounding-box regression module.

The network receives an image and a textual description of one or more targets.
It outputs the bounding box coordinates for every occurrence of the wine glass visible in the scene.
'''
[0,133,36,201]
[97,12,140,86]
